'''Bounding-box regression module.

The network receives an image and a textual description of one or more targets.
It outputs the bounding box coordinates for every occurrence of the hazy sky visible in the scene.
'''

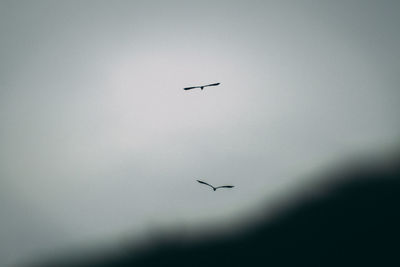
[1,1,400,266]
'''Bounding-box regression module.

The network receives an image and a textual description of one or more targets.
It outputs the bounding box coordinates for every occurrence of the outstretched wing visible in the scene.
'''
[197,180,214,189]
[215,185,234,190]
[183,86,198,90]
[204,82,220,87]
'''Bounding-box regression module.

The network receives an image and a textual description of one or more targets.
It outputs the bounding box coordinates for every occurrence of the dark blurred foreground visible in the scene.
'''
[32,153,400,267]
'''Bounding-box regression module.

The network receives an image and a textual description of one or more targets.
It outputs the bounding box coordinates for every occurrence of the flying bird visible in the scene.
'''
[184,83,220,91]
[196,180,234,191]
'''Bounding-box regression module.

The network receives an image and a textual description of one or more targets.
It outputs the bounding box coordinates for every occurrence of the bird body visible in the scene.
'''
[196,180,234,191]
[184,83,220,91]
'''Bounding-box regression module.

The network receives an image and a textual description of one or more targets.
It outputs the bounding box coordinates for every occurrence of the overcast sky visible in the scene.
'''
[1,1,400,266]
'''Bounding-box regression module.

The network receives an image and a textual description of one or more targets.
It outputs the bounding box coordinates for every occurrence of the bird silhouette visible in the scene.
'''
[196,180,234,191]
[184,83,220,91]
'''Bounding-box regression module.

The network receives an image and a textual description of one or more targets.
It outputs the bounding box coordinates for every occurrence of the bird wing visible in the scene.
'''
[183,86,198,90]
[215,185,234,190]
[196,180,215,189]
[204,83,220,87]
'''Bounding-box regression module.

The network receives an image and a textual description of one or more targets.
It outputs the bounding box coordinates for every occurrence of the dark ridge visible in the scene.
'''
[32,154,400,267]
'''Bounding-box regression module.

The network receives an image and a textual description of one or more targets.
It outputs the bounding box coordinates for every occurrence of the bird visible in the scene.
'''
[196,180,234,191]
[184,82,220,91]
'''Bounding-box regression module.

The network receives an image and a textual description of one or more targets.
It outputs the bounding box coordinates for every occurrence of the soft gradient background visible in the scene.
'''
[1,1,399,266]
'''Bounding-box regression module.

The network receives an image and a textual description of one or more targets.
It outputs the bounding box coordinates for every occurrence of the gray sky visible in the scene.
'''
[1,0,400,266]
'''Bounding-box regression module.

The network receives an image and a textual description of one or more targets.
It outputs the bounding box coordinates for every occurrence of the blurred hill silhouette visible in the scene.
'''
[32,152,400,267]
